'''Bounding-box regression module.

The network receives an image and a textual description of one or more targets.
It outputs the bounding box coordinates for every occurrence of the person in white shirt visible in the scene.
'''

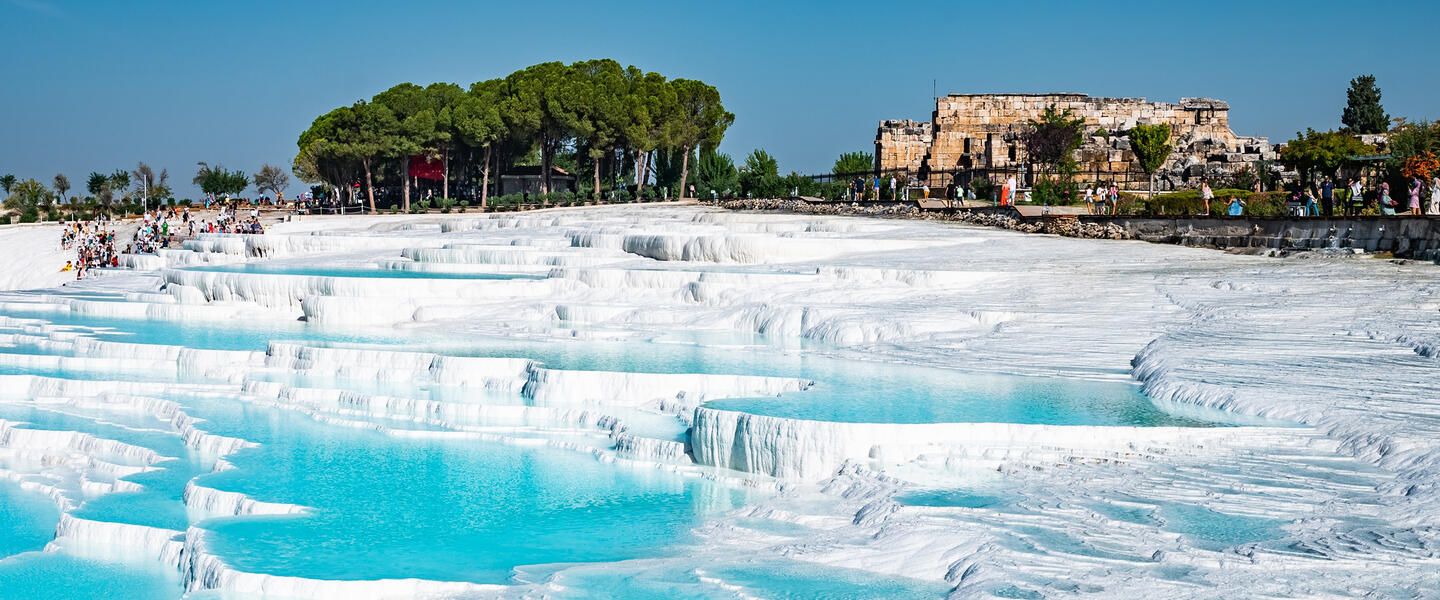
[1430,177,1440,215]
[1348,178,1364,217]
[1084,186,1095,214]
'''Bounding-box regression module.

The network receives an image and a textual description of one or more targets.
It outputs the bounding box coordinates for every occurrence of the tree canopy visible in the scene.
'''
[253,164,290,198]
[832,151,874,176]
[1279,129,1374,184]
[1021,105,1085,175]
[52,173,70,202]
[295,60,731,210]
[130,162,171,205]
[1341,74,1389,134]
[693,150,739,197]
[1129,124,1173,199]
[1385,121,1438,166]
[739,149,783,197]
[3,178,49,211]
[193,162,248,198]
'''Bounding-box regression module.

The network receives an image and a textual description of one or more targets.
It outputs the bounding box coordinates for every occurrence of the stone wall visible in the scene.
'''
[874,119,931,176]
[877,93,1280,191]
[1083,215,1440,259]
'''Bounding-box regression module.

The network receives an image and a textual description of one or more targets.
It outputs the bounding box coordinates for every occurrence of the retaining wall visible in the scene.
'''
[1079,215,1440,259]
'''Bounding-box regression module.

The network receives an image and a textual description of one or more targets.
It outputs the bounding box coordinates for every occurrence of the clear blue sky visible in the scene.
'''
[2,0,1437,198]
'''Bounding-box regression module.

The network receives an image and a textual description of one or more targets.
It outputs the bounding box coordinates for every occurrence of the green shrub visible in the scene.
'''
[969,178,997,203]
[491,193,523,207]
[1032,179,1082,205]
[20,206,40,223]
[0,215,11,225]
[1143,188,1252,216]
[1243,192,1293,216]
[1113,193,1144,215]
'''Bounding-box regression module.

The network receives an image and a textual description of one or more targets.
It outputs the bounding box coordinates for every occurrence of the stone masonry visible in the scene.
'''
[876,93,1280,191]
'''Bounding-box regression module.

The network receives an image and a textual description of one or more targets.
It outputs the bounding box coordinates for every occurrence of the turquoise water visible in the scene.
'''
[703,369,1211,427]
[0,552,179,600]
[1158,503,1289,551]
[180,393,758,583]
[0,307,1201,428]
[0,482,59,557]
[182,263,543,280]
[0,285,1231,598]
[533,560,954,599]
[896,488,1006,509]
[0,308,417,352]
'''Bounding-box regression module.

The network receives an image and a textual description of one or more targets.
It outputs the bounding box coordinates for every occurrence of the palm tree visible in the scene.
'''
[53,174,71,204]
[0,174,16,195]
[87,171,113,213]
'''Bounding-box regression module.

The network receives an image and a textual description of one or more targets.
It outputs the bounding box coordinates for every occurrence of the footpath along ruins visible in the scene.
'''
[876,93,1279,192]
[720,197,1440,261]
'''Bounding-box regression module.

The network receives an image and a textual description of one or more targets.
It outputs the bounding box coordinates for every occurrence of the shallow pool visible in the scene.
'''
[181,263,544,280]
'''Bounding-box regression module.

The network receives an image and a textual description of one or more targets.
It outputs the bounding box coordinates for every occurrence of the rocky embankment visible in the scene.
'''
[719,199,1131,240]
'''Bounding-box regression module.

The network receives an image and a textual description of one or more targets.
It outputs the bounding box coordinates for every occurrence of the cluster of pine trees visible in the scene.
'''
[295,60,732,212]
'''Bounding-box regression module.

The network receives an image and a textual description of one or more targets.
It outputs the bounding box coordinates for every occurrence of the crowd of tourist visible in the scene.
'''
[1280,175,1440,217]
[57,204,269,279]
[58,218,118,279]
[844,172,1440,219]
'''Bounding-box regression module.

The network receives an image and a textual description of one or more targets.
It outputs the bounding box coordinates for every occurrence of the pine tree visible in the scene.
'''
[1341,74,1390,134]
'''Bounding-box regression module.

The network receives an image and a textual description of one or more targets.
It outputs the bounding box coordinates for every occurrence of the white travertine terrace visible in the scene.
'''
[2,205,1438,597]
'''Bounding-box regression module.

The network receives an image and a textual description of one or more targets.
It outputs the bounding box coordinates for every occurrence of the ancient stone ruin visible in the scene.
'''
[876,93,1280,191]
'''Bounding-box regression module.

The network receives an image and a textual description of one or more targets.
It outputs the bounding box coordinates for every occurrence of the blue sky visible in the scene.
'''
[2,0,1437,198]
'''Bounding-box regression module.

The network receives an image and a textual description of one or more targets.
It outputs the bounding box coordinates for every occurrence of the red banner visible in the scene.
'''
[409,154,444,180]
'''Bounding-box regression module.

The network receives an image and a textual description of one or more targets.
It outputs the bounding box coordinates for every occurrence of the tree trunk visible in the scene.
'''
[480,145,491,212]
[636,151,649,196]
[678,145,691,200]
[401,156,411,212]
[592,152,601,204]
[634,152,644,192]
[442,149,449,200]
[540,137,552,195]
[362,158,376,213]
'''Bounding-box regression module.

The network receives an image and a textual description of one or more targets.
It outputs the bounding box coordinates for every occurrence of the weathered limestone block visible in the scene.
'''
[876,93,1268,191]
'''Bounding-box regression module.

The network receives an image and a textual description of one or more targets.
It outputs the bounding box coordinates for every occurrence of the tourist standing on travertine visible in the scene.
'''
[1227,195,1246,216]
[1200,181,1214,215]
[1006,176,1018,206]
[1379,182,1396,215]
[1429,177,1440,215]
[1408,177,1423,216]
[1107,183,1118,215]
[1084,185,1095,214]
[1320,178,1335,216]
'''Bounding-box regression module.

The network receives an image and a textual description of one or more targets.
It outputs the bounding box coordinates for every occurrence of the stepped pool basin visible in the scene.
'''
[0,206,1428,598]
[182,263,545,280]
